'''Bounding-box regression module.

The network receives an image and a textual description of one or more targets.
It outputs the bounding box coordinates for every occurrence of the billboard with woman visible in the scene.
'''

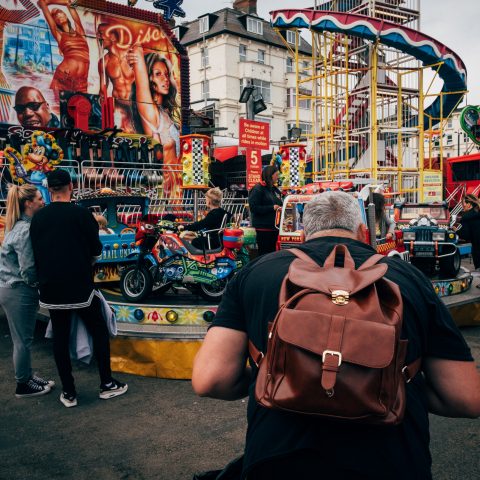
[0,0,187,196]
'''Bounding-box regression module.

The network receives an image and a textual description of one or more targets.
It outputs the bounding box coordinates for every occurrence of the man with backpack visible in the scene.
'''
[192,191,480,480]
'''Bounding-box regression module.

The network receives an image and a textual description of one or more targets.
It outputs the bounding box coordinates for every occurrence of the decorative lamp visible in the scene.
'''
[278,143,307,189]
[180,134,210,188]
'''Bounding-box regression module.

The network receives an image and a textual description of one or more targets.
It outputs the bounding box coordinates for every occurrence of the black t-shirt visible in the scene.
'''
[213,237,473,479]
[30,202,102,307]
[187,207,231,250]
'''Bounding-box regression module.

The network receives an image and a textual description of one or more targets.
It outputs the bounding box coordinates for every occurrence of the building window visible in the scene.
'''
[447,118,453,129]
[239,44,247,62]
[247,17,263,35]
[287,88,311,109]
[201,47,209,67]
[287,122,312,137]
[446,134,453,145]
[199,16,209,34]
[258,49,265,64]
[286,30,296,44]
[240,79,271,103]
[286,57,294,73]
[201,80,209,99]
[172,27,179,39]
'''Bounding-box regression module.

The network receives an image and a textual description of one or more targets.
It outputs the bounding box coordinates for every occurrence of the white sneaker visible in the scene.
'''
[60,392,77,408]
[99,379,128,399]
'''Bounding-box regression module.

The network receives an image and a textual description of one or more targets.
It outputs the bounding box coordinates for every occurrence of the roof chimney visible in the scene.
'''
[233,0,257,15]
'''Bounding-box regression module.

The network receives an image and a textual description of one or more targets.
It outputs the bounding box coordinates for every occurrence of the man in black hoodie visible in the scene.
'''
[30,169,128,408]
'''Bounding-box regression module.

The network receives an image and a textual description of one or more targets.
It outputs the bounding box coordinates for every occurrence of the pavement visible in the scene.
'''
[0,314,479,480]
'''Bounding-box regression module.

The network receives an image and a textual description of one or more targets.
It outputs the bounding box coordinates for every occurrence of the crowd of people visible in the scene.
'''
[0,166,478,479]
[0,170,127,406]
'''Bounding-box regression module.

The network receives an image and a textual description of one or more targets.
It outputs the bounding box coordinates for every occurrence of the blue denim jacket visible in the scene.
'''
[0,215,38,288]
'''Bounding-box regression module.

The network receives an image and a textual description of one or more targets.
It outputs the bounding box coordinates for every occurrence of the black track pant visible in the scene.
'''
[255,229,279,256]
[49,295,112,394]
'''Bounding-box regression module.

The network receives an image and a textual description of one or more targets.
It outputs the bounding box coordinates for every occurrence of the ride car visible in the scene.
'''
[394,202,460,277]
[276,193,408,259]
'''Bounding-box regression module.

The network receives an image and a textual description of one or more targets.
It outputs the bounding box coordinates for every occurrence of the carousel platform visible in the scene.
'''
[100,286,214,380]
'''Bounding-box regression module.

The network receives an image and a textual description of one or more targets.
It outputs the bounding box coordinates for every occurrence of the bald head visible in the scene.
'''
[14,86,52,128]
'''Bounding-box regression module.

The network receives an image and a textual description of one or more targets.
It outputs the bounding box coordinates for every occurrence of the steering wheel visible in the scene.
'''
[120,227,135,235]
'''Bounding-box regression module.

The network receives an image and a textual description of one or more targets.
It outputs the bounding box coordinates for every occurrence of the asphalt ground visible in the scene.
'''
[0,314,479,480]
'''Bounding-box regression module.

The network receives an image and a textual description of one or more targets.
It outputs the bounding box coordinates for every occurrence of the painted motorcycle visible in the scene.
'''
[120,219,249,302]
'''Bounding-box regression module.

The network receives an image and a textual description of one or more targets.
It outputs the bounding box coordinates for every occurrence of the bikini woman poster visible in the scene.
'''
[0,0,184,197]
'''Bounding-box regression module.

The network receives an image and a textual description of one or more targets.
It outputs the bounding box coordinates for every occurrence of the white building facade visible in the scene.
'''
[175,0,312,157]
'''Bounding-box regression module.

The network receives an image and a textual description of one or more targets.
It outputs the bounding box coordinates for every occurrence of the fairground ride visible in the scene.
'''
[271,0,467,202]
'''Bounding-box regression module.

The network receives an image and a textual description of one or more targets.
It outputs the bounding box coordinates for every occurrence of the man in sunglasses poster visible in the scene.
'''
[13,86,60,129]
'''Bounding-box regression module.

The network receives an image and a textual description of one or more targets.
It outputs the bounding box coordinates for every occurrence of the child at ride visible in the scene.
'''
[459,194,480,271]
[181,188,231,250]
[248,166,283,255]
[93,214,114,235]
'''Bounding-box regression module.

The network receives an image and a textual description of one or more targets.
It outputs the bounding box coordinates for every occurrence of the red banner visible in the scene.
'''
[246,148,262,190]
[239,119,270,150]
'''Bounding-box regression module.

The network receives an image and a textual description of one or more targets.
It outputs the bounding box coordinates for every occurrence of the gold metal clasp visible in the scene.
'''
[331,290,350,305]
[322,350,342,367]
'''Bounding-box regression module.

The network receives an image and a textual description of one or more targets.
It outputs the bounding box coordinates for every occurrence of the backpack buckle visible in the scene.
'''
[331,290,350,305]
[322,350,342,367]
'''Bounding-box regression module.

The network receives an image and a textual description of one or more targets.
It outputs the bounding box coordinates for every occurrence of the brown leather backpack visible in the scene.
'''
[249,245,421,426]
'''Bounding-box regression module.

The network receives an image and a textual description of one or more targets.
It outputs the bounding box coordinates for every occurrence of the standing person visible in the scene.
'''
[192,191,480,480]
[458,193,480,271]
[126,45,181,196]
[372,191,395,240]
[0,184,54,398]
[97,23,136,131]
[37,0,90,95]
[248,166,282,255]
[182,187,231,250]
[97,23,135,100]
[30,169,127,408]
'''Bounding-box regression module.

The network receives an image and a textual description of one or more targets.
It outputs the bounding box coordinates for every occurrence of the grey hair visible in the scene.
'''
[303,191,363,237]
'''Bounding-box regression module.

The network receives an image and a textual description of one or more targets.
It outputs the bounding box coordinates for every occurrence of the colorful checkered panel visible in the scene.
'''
[192,138,204,186]
[290,147,300,187]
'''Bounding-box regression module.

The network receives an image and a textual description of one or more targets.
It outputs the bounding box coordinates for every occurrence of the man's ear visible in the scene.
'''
[357,223,367,243]
[69,182,73,192]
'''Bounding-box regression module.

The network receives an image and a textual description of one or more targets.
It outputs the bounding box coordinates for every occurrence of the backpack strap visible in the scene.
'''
[357,253,385,271]
[248,340,264,368]
[402,358,422,383]
[288,248,319,267]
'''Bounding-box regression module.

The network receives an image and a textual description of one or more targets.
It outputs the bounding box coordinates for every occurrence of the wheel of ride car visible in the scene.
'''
[198,277,229,302]
[439,250,461,278]
[120,265,153,302]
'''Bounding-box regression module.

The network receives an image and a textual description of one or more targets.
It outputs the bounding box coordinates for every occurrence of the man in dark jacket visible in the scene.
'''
[193,191,480,480]
[248,166,283,255]
[459,194,480,270]
[30,169,127,408]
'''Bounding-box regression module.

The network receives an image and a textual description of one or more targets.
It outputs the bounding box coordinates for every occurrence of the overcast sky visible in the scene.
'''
[118,0,480,104]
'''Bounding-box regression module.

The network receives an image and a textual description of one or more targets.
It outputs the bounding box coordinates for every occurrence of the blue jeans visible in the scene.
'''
[0,284,39,383]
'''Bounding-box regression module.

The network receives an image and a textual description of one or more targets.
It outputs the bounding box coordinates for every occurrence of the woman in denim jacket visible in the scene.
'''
[0,184,53,397]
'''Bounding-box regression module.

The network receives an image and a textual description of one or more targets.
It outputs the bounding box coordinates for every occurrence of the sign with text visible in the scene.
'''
[421,170,443,203]
[239,119,270,150]
[246,148,262,190]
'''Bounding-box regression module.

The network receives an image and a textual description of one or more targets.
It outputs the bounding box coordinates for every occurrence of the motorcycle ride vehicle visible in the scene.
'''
[120,219,249,302]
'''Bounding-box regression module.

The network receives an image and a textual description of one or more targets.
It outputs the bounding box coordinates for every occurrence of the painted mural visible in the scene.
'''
[0,0,184,197]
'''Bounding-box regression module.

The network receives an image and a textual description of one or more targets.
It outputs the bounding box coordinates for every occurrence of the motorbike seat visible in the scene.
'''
[182,240,223,256]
